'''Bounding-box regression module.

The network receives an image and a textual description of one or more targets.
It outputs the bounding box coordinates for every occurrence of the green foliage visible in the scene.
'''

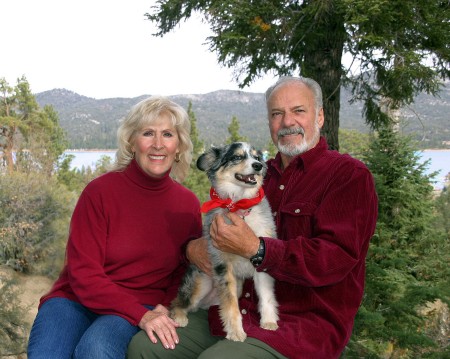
[433,187,450,239]
[0,172,75,276]
[57,154,112,193]
[182,103,210,203]
[338,129,370,159]
[265,140,277,160]
[342,126,449,358]
[364,126,436,242]
[0,76,68,175]
[148,0,449,150]
[226,116,248,144]
[0,275,27,355]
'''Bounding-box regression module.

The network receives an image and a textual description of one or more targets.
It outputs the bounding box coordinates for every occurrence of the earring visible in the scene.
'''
[175,153,180,163]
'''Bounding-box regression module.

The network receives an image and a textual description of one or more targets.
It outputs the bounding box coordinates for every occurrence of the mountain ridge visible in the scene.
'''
[35,85,450,150]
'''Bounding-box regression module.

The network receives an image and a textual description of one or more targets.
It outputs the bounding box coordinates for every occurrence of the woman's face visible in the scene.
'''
[131,113,180,178]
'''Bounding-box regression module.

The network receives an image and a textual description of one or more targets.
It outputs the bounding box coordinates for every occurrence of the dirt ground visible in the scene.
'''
[0,265,53,359]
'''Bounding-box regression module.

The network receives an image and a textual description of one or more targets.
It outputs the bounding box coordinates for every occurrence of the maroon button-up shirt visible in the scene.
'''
[208,137,378,358]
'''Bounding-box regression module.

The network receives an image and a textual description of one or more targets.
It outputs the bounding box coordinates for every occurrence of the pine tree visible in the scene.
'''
[343,125,448,358]
[183,102,210,203]
[226,116,248,144]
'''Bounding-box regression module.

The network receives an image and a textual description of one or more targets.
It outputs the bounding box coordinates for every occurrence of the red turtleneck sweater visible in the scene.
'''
[40,160,202,325]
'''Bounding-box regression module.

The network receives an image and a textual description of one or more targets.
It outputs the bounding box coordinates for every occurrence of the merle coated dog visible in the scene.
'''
[170,142,279,341]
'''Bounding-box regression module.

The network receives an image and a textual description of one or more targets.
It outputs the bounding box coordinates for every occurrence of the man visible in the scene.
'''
[127,76,378,358]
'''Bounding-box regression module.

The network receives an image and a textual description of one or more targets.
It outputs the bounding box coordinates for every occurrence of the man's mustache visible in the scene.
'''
[278,127,305,138]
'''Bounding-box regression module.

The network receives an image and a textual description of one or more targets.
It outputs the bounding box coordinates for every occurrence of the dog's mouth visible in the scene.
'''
[235,173,257,185]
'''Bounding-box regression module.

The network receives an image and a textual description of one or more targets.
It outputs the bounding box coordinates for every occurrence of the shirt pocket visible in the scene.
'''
[279,202,317,239]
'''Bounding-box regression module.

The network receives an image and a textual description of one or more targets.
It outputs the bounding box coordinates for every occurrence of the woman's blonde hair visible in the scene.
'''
[111,96,193,183]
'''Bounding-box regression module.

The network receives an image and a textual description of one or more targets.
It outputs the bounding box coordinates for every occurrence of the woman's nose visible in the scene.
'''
[152,136,164,149]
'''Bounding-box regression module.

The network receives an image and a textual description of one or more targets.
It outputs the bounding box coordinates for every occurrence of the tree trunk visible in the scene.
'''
[301,5,346,151]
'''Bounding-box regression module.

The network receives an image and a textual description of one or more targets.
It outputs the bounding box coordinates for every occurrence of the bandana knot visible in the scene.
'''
[201,187,265,213]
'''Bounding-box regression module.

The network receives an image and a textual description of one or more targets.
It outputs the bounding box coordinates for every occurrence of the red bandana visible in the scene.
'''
[201,187,265,213]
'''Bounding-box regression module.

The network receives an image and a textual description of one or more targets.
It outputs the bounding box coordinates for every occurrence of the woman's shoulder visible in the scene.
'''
[171,181,201,204]
[81,170,124,194]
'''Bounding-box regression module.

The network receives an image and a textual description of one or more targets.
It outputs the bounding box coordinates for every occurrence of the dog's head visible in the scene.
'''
[197,142,266,200]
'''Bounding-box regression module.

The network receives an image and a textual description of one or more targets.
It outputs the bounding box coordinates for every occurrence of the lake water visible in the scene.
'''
[64,149,450,189]
[64,150,117,170]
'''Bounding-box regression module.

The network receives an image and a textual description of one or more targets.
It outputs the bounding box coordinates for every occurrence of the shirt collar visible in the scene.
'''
[269,136,329,174]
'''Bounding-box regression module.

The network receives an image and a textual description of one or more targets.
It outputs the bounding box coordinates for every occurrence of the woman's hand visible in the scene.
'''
[139,304,180,350]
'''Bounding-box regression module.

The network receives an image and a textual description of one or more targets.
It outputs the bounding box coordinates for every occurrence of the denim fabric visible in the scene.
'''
[28,298,146,359]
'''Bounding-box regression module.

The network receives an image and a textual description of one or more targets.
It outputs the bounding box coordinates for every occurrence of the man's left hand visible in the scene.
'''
[209,212,260,258]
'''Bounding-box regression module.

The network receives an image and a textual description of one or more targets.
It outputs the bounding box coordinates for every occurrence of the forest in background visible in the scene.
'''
[1,77,449,358]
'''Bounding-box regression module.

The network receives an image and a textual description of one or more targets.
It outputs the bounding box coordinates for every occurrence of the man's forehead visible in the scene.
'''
[268,84,315,108]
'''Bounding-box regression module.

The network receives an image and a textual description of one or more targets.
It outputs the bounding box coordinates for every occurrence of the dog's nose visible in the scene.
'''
[252,162,263,171]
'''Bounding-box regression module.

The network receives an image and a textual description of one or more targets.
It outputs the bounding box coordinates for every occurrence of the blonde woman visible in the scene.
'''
[28,96,202,359]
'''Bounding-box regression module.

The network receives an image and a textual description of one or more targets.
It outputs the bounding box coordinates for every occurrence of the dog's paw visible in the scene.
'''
[226,329,247,342]
[170,310,189,327]
[260,321,278,331]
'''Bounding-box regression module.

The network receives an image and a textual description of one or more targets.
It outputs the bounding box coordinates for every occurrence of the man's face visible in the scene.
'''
[267,82,324,160]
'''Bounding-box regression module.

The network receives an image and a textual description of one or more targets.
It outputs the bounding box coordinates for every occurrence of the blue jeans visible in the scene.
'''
[27,298,147,359]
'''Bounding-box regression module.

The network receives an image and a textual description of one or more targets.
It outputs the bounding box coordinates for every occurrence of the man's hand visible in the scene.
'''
[186,237,212,275]
[210,212,260,258]
[139,304,180,350]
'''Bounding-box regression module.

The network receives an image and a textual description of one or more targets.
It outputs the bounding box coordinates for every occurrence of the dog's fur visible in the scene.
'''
[170,142,279,342]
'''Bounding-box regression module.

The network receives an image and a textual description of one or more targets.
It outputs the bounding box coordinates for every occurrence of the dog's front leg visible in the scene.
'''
[214,262,247,342]
[170,267,212,327]
[254,271,279,330]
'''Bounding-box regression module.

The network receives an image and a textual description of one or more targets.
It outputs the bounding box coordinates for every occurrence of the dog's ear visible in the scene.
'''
[197,147,222,172]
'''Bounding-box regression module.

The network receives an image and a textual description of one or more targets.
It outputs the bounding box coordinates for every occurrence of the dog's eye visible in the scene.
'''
[231,155,243,161]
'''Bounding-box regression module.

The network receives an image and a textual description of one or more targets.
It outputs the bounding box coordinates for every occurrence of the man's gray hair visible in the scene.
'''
[265,76,323,115]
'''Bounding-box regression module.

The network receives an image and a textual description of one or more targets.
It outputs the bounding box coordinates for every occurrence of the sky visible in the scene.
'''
[1,0,277,99]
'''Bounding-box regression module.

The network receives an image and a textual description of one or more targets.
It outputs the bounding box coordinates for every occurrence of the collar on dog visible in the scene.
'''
[201,187,265,214]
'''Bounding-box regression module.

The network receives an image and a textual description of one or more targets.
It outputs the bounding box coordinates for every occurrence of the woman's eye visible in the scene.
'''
[163,132,174,137]
[143,131,153,136]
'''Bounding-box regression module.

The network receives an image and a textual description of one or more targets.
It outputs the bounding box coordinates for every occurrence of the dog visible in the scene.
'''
[170,142,279,342]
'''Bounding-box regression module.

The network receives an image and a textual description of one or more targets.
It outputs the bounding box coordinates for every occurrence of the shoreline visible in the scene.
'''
[422,149,450,152]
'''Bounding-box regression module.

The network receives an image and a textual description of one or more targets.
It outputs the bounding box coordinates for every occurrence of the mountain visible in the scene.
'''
[35,84,450,150]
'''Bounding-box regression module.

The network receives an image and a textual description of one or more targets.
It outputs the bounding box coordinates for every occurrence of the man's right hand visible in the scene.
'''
[186,237,212,275]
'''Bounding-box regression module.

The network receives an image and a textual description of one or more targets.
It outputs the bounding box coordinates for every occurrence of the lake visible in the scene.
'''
[64,149,450,189]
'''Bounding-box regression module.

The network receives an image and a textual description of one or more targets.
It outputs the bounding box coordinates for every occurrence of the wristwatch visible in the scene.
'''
[249,238,265,267]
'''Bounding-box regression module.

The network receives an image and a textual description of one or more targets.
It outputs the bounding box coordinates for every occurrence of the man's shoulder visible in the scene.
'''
[325,150,368,169]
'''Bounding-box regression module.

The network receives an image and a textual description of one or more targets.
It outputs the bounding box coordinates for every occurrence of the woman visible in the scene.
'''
[27,96,203,358]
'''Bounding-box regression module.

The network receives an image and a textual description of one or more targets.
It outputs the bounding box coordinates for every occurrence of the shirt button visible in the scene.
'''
[294,209,301,213]
[279,185,285,190]
[244,292,250,298]
[241,309,247,315]
[273,211,277,217]
[262,268,268,272]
